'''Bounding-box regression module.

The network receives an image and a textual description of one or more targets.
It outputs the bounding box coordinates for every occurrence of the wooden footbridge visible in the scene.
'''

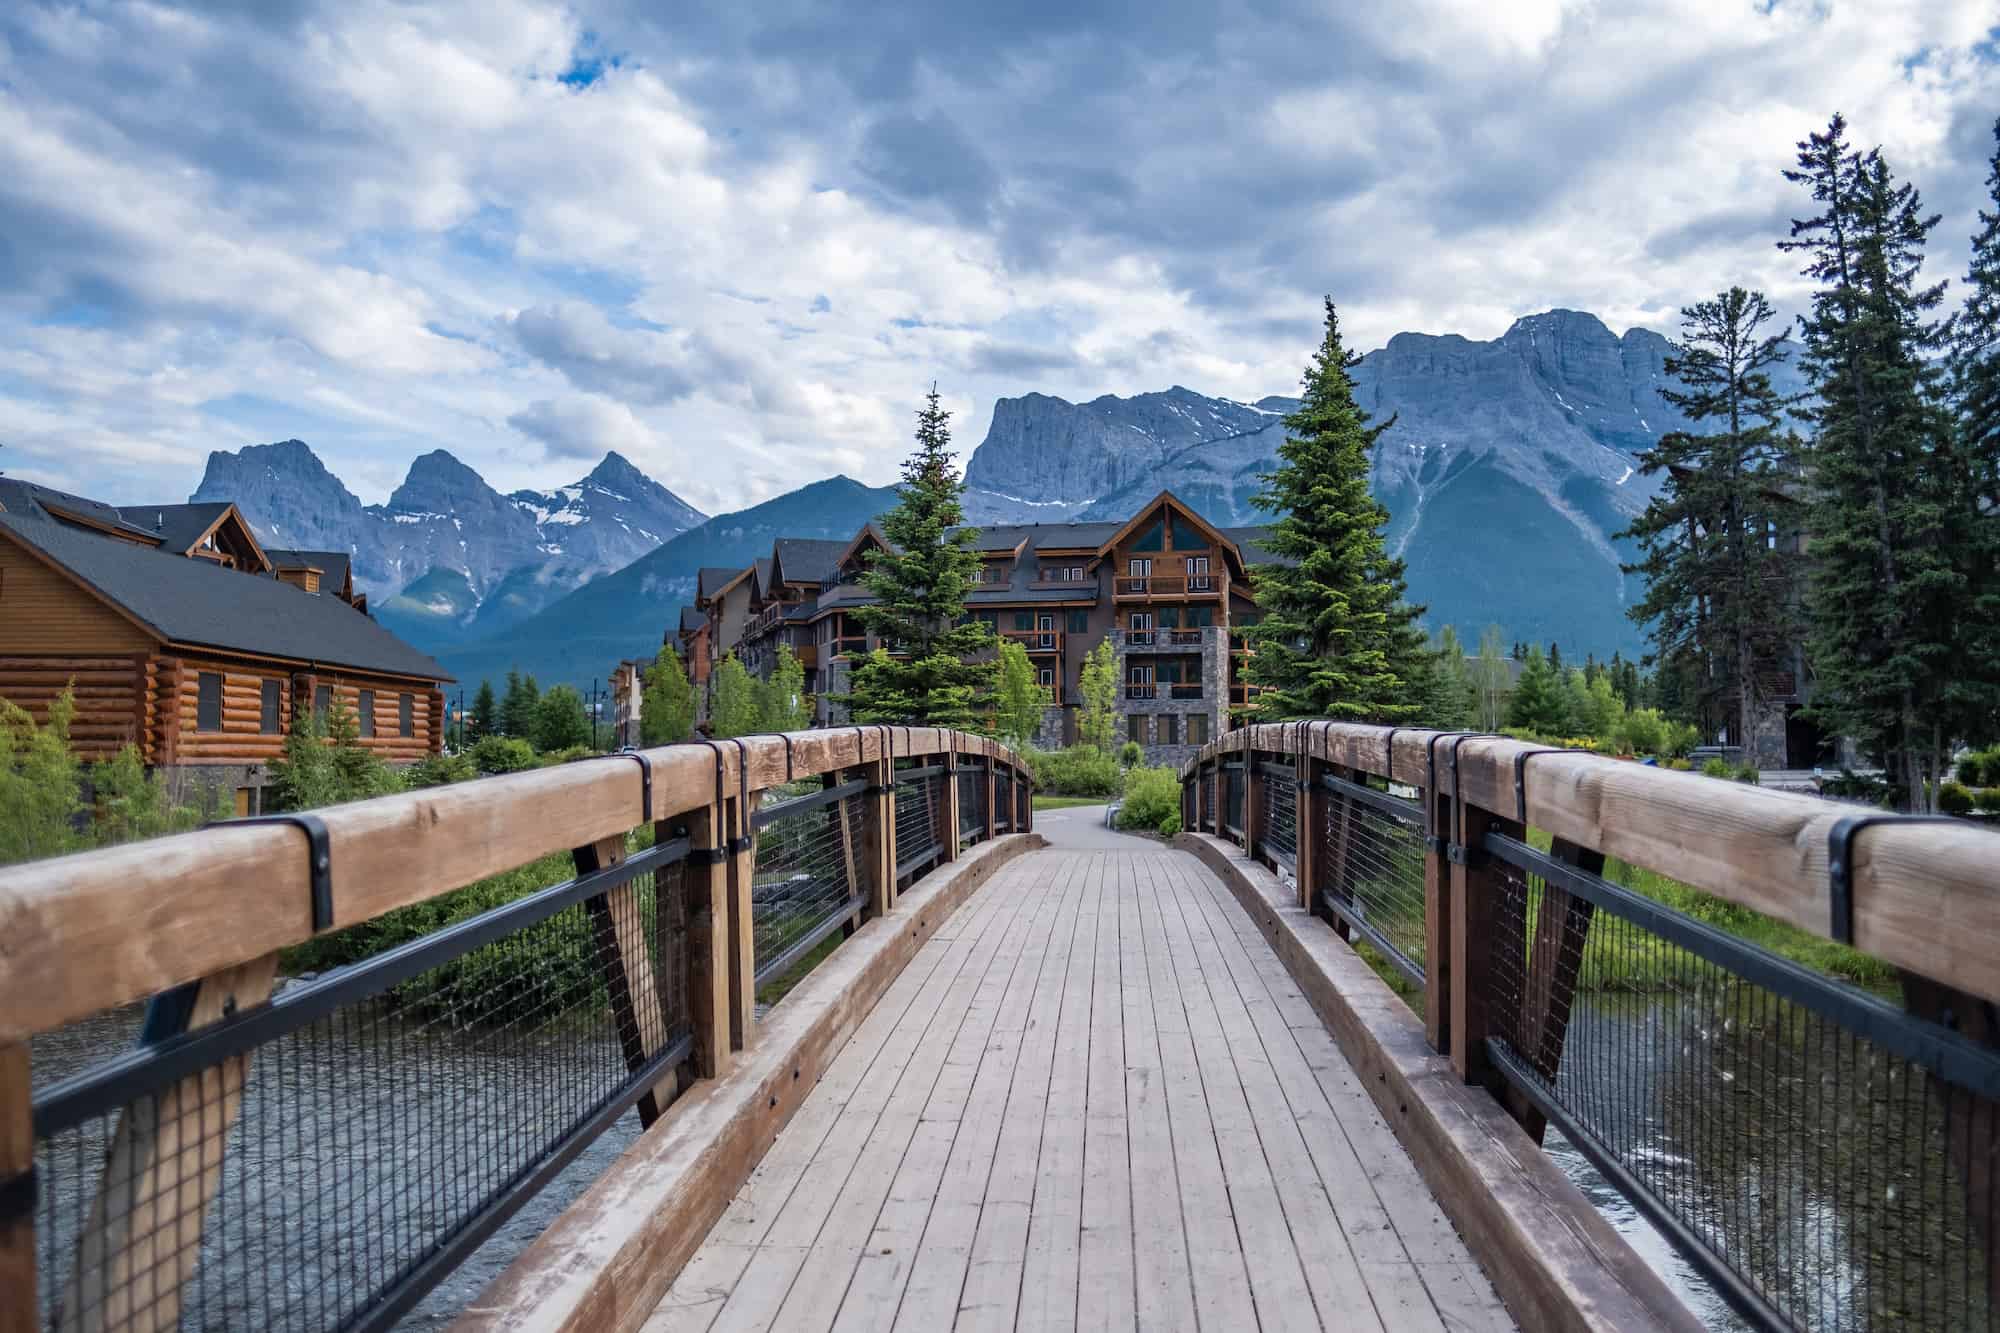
[4,724,1998,1332]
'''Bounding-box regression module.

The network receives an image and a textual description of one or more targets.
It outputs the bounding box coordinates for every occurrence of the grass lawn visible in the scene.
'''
[1033,794,1106,811]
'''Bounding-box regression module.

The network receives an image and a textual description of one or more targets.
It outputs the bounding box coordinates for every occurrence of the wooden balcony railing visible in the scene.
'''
[999,629,1063,652]
[1122,628,1208,649]
[0,728,1035,1332]
[1115,575,1220,598]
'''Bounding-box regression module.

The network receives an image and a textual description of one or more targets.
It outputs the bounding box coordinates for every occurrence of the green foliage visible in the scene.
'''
[1468,624,1513,730]
[1975,787,2000,814]
[1245,296,1429,722]
[709,652,760,738]
[1506,647,1570,735]
[640,645,697,747]
[1701,757,1733,779]
[1782,113,1997,810]
[1117,766,1181,834]
[267,700,402,812]
[1419,625,1477,729]
[88,744,206,844]
[842,387,997,726]
[1029,744,1122,798]
[500,670,540,738]
[405,751,477,788]
[0,689,85,864]
[1940,781,1976,815]
[1076,639,1118,753]
[1118,741,1144,768]
[1563,668,1625,740]
[469,734,536,775]
[757,642,811,732]
[1959,750,2000,787]
[469,680,498,741]
[993,639,1051,750]
[531,683,591,752]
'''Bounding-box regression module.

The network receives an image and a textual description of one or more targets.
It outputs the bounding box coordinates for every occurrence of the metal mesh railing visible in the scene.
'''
[994,771,1014,834]
[1255,761,1297,870]
[958,766,988,850]
[31,837,693,1333]
[1316,771,1428,985]
[894,765,945,883]
[749,781,868,988]
[1203,766,1217,832]
[1483,832,2000,1333]
[1223,762,1244,837]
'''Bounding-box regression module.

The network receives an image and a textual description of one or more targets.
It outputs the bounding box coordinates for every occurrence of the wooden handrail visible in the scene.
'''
[1182,721,2000,1008]
[0,727,1031,1043]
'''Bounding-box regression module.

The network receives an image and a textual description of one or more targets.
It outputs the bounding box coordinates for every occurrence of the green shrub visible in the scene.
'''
[1939,782,1975,816]
[1975,788,2000,815]
[1701,757,1733,779]
[469,735,536,775]
[1957,753,1986,787]
[1159,809,1182,838]
[1116,766,1180,834]
[537,744,595,767]
[404,752,476,788]
[1030,745,1121,798]
[1118,741,1144,769]
[1735,764,1761,785]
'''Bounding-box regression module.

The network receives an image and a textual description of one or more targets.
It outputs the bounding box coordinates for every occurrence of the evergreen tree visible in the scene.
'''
[501,670,541,738]
[757,643,811,732]
[1621,287,1803,752]
[994,640,1052,750]
[1076,639,1119,753]
[532,684,592,752]
[640,646,697,747]
[1507,647,1572,735]
[469,680,498,740]
[710,653,760,739]
[1782,114,1964,808]
[842,388,996,727]
[1417,625,1476,729]
[1950,117,2000,750]
[269,699,401,811]
[0,688,82,865]
[1548,642,1562,672]
[1244,297,1429,720]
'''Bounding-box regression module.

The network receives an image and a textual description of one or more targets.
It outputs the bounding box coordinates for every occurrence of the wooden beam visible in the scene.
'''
[1502,838,1605,1144]
[726,791,758,1050]
[679,803,730,1082]
[1450,802,1517,1086]
[59,954,278,1333]
[0,1044,31,1333]
[1424,778,1452,1055]
[577,834,678,1127]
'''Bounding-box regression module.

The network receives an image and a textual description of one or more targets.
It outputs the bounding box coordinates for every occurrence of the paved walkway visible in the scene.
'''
[644,822,1511,1332]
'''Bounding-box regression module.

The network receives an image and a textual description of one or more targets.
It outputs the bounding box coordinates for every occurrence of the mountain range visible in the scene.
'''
[181,307,1791,692]
[189,442,705,647]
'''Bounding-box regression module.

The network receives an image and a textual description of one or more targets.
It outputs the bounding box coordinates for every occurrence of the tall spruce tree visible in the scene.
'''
[1244,297,1429,721]
[469,680,498,740]
[1620,287,1802,756]
[1950,117,2000,751]
[842,388,996,727]
[1781,114,1962,809]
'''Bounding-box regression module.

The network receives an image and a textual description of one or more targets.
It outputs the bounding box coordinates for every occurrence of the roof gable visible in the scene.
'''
[1095,491,1245,574]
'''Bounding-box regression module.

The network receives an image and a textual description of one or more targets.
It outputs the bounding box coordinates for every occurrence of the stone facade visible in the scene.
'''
[1113,627,1229,768]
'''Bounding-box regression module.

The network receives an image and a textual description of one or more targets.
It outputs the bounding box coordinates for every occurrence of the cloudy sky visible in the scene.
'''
[0,1,1995,515]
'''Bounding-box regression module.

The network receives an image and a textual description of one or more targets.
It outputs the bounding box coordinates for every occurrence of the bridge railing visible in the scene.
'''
[1183,721,2000,1333]
[0,726,1032,1333]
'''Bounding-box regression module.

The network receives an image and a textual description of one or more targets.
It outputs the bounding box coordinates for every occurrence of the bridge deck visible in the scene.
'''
[646,815,1511,1332]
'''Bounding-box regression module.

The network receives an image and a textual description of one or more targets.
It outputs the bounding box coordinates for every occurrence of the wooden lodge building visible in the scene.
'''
[669,491,1281,764]
[0,479,451,810]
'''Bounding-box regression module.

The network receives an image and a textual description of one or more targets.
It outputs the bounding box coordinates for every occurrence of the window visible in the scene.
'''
[1187,713,1209,745]
[1014,611,1033,631]
[1158,606,1180,629]
[1161,714,1180,745]
[196,672,222,732]
[1067,610,1089,634]
[399,693,415,738]
[1187,555,1210,574]
[1132,514,1165,551]
[358,689,376,738]
[1129,557,1153,577]
[314,683,331,718]
[1170,514,1203,550]
[1129,612,1152,630]
[1128,713,1147,743]
[1037,666,1054,688]
[260,679,282,734]
[1187,606,1214,628]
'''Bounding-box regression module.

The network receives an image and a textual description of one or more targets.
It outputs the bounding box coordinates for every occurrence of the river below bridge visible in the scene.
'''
[29,979,1978,1331]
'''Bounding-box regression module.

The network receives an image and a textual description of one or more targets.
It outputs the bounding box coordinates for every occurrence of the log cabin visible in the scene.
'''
[0,480,450,812]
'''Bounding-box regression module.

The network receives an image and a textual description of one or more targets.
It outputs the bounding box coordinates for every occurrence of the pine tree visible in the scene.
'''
[1417,625,1476,729]
[501,670,540,738]
[1244,297,1429,721]
[1621,287,1803,754]
[994,640,1052,750]
[469,681,498,740]
[640,646,697,746]
[757,643,811,732]
[531,684,592,752]
[1782,114,1962,808]
[1950,117,2000,751]
[1507,647,1572,736]
[710,653,760,739]
[842,388,996,727]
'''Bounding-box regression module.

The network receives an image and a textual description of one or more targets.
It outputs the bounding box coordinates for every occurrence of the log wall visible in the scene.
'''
[0,545,154,655]
[0,655,151,759]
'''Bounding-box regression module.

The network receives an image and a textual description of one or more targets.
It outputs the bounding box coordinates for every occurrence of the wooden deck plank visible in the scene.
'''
[652,843,1515,1333]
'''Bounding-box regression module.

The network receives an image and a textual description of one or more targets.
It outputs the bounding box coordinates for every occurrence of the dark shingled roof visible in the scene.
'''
[115,502,234,555]
[678,606,708,634]
[750,557,774,600]
[0,512,451,681]
[697,565,743,599]
[0,478,162,542]
[264,547,353,590]
[772,537,846,586]
[1221,526,1288,567]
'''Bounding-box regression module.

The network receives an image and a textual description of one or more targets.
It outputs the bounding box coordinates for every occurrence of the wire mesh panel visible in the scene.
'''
[31,838,693,1333]
[749,782,868,988]
[958,766,988,850]
[1256,762,1297,871]
[1223,762,1244,839]
[994,771,1013,834]
[1203,765,1218,832]
[1483,833,2000,1333]
[1315,772,1427,984]
[894,765,945,883]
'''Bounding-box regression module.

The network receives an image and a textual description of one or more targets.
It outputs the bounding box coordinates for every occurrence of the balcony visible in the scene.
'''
[1121,628,1208,651]
[828,636,870,659]
[999,628,1063,653]
[1126,682,1205,701]
[1114,575,1221,600]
